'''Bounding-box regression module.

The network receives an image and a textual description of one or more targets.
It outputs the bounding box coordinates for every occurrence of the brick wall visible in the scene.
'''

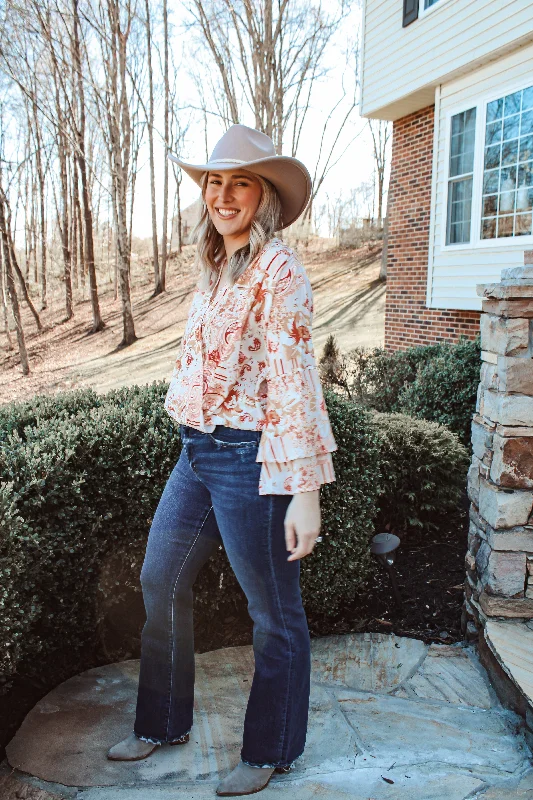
[385,104,480,351]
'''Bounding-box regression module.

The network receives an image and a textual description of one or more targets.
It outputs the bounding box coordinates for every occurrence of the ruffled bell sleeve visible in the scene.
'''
[256,255,337,494]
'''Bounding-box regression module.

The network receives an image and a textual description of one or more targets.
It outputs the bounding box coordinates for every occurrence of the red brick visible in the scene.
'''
[385,104,480,350]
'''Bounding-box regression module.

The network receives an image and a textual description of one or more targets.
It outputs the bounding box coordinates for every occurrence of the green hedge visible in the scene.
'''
[0,384,383,691]
[319,335,480,445]
[372,412,469,533]
[0,383,468,692]
[0,383,182,690]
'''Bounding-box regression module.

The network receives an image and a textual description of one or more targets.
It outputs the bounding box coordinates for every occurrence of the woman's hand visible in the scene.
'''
[284,490,321,561]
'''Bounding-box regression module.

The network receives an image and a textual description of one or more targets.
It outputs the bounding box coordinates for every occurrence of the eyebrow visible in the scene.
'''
[209,172,255,180]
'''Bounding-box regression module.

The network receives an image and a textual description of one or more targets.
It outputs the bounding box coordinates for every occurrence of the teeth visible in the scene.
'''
[217,208,239,217]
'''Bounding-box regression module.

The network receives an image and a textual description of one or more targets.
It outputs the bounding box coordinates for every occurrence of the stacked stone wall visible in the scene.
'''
[464,259,533,633]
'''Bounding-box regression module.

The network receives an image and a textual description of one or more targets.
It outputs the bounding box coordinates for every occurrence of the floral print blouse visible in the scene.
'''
[164,237,337,494]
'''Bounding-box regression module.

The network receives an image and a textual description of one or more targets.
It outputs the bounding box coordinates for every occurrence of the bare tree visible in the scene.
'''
[0,238,14,352]
[144,0,161,294]
[92,0,139,346]
[160,0,169,290]
[169,57,191,256]
[0,186,29,374]
[367,118,392,229]
[186,0,350,154]
[71,0,105,332]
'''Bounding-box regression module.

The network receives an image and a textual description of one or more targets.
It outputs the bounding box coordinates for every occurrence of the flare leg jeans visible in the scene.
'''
[133,423,311,768]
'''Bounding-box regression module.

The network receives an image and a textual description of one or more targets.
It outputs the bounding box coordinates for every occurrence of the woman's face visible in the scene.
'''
[204,170,262,239]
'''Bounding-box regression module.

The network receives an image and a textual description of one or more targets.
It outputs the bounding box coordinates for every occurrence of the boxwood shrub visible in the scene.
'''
[0,384,382,692]
[0,383,469,693]
[372,411,469,533]
[319,334,480,445]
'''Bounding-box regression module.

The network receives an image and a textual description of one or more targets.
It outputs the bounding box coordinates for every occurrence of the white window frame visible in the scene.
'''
[418,0,453,18]
[440,78,533,252]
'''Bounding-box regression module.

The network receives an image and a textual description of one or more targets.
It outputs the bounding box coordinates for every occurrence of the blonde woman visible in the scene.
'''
[108,124,337,797]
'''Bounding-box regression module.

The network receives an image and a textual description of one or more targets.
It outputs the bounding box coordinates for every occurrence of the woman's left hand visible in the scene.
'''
[284,490,321,561]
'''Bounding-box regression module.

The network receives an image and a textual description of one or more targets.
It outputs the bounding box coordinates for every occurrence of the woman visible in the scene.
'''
[108,124,337,797]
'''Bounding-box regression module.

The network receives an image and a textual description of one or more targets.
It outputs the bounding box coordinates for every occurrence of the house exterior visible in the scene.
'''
[361,0,533,350]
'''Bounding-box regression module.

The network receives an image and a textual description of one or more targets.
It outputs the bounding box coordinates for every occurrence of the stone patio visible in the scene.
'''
[2,632,532,800]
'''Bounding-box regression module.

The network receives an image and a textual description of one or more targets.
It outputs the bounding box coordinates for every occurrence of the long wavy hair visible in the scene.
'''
[192,170,283,290]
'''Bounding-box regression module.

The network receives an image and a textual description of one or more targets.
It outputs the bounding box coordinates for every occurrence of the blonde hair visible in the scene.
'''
[192,171,283,289]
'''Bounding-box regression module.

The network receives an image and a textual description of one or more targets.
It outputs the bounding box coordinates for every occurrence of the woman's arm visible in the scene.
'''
[257,254,337,559]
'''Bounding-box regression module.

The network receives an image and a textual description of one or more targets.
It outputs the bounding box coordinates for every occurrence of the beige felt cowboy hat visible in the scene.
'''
[168,124,311,229]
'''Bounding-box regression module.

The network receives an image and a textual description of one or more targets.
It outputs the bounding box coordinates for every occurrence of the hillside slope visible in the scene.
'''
[0,242,384,404]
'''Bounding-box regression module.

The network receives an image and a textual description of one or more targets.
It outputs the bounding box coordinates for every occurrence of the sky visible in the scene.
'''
[131,0,384,239]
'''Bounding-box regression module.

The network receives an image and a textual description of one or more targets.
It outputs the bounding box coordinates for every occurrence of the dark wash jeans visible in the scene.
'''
[133,423,311,768]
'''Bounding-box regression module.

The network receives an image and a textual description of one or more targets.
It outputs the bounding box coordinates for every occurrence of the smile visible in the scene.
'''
[215,208,240,219]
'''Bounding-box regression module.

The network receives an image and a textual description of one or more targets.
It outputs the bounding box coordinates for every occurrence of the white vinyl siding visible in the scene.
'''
[362,0,533,120]
[427,43,533,311]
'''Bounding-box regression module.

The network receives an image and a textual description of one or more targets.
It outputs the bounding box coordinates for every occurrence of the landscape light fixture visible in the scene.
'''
[370,533,403,610]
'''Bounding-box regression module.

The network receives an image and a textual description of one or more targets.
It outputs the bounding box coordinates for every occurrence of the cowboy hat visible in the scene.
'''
[168,124,311,229]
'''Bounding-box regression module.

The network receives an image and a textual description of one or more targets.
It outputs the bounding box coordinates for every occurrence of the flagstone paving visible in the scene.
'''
[2,632,532,799]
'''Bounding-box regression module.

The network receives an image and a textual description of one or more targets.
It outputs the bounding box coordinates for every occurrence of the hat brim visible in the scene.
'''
[168,152,311,229]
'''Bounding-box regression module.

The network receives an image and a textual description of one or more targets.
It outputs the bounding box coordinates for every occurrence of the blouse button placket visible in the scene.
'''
[199,267,226,408]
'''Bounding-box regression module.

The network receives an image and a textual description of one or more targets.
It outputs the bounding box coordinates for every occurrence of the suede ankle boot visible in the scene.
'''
[216,761,276,796]
[107,731,189,761]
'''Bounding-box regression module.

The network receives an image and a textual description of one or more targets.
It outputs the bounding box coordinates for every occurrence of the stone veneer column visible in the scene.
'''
[464,256,533,636]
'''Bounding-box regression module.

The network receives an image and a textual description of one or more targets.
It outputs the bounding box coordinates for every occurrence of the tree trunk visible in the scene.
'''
[0,233,14,351]
[380,216,388,281]
[144,0,160,295]
[176,183,182,254]
[72,0,104,333]
[0,194,29,375]
[160,0,169,291]
[32,94,47,311]
[71,157,78,292]
[107,0,136,346]
[3,193,42,332]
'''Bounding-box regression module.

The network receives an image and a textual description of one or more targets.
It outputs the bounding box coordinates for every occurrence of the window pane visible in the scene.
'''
[485,119,502,146]
[502,140,519,166]
[483,168,500,194]
[450,109,476,177]
[503,115,520,141]
[483,194,498,215]
[481,216,497,239]
[518,163,533,188]
[424,0,440,7]
[481,84,533,239]
[516,213,533,235]
[447,177,473,244]
[523,87,533,111]
[498,214,514,237]
[487,98,503,122]
[447,108,476,244]
[521,109,533,135]
[499,191,516,214]
[484,144,501,169]
[504,91,522,116]
[520,136,533,162]
[516,187,533,212]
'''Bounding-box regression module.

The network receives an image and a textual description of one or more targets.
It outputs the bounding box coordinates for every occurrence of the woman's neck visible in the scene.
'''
[223,230,250,261]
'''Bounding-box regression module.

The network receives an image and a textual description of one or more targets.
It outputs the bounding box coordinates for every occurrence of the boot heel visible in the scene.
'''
[169,733,190,745]
[274,765,291,774]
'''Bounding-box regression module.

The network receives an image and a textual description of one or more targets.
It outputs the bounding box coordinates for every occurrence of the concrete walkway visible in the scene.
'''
[2,632,532,800]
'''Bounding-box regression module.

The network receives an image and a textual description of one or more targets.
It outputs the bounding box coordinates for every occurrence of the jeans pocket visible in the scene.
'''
[207,426,261,448]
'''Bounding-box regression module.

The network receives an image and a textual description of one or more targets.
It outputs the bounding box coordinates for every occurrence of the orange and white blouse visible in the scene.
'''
[164,237,337,495]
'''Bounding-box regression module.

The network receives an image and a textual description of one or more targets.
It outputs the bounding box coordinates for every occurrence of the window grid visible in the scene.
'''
[446,108,476,245]
[481,85,533,240]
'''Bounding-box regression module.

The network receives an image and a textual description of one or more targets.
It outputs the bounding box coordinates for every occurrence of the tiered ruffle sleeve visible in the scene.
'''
[256,256,337,494]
